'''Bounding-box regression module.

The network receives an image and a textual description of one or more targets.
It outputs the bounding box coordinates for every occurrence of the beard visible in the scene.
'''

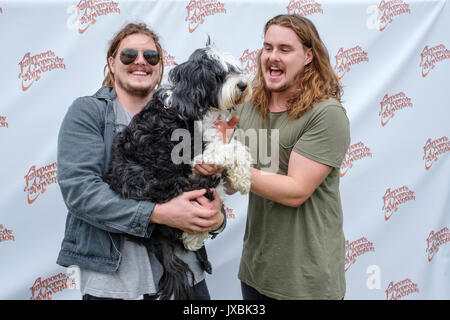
[116,76,154,98]
[263,70,303,94]
[266,82,290,93]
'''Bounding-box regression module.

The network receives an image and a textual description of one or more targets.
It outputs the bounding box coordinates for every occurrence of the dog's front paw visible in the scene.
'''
[182,231,210,251]
[226,170,251,194]
[222,140,252,194]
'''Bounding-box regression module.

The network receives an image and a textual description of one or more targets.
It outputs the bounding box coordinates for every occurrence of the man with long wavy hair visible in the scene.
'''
[198,14,350,299]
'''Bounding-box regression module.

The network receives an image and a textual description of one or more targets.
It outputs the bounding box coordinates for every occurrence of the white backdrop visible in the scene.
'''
[1,0,449,300]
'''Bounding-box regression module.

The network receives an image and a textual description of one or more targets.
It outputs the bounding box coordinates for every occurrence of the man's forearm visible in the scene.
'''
[250,168,309,207]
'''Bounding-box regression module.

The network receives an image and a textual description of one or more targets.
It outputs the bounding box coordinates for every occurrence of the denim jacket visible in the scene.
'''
[56,86,223,273]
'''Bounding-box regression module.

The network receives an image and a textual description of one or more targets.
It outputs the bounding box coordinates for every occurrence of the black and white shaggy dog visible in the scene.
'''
[103,40,252,300]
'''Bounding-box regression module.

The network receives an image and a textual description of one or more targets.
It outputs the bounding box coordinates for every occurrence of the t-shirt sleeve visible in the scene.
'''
[293,104,350,168]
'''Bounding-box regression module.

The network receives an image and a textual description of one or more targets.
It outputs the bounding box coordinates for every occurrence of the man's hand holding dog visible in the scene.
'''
[194,115,240,196]
[151,189,223,234]
[193,115,239,176]
[216,115,239,143]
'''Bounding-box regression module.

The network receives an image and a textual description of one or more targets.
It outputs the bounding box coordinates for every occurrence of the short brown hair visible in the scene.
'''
[102,23,164,88]
[252,14,343,120]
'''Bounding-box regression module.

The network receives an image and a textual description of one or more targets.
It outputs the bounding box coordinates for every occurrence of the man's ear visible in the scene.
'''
[108,56,115,74]
[305,48,313,65]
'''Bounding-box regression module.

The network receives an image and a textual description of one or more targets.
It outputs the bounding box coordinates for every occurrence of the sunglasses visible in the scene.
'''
[119,49,160,66]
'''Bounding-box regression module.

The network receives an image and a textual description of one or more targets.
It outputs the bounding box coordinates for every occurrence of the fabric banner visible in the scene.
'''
[1,0,449,300]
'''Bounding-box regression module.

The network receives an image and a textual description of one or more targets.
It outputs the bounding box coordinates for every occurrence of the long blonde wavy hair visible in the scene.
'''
[252,14,343,120]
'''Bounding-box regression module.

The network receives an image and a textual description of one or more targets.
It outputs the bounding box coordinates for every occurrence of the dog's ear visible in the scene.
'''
[167,49,224,121]
[206,35,212,47]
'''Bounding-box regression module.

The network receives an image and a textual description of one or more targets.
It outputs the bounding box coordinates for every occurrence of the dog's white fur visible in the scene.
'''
[181,50,253,251]
[182,111,253,251]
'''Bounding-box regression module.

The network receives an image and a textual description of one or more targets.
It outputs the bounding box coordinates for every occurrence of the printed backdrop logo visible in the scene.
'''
[223,204,235,219]
[163,50,177,67]
[0,224,15,243]
[420,44,450,77]
[18,51,66,91]
[382,185,415,221]
[24,162,58,204]
[286,0,323,16]
[76,0,120,33]
[0,115,8,128]
[30,273,76,300]
[340,141,372,177]
[185,0,226,33]
[240,48,259,77]
[345,237,375,271]
[385,278,419,300]
[426,227,450,262]
[423,136,449,170]
[379,92,413,126]
[334,46,369,79]
[377,0,411,31]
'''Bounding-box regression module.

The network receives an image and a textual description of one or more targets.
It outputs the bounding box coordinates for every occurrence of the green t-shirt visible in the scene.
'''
[233,98,350,299]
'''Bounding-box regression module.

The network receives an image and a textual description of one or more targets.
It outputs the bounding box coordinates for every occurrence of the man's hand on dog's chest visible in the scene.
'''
[215,115,239,143]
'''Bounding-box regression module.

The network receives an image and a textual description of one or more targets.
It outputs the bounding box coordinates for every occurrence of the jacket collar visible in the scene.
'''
[93,86,117,100]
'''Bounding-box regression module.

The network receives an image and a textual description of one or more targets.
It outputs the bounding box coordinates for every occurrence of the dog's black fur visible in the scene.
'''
[103,44,238,299]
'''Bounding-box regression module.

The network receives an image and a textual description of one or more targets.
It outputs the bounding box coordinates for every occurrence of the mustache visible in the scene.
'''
[265,63,284,71]
[128,66,152,72]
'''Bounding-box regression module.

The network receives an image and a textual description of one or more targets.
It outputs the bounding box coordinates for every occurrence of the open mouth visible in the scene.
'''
[269,66,283,77]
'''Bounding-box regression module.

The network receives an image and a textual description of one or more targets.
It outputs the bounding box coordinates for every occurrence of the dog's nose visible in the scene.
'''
[237,81,247,92]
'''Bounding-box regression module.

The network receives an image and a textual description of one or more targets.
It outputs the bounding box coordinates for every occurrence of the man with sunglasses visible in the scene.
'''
[56,23,225,300]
